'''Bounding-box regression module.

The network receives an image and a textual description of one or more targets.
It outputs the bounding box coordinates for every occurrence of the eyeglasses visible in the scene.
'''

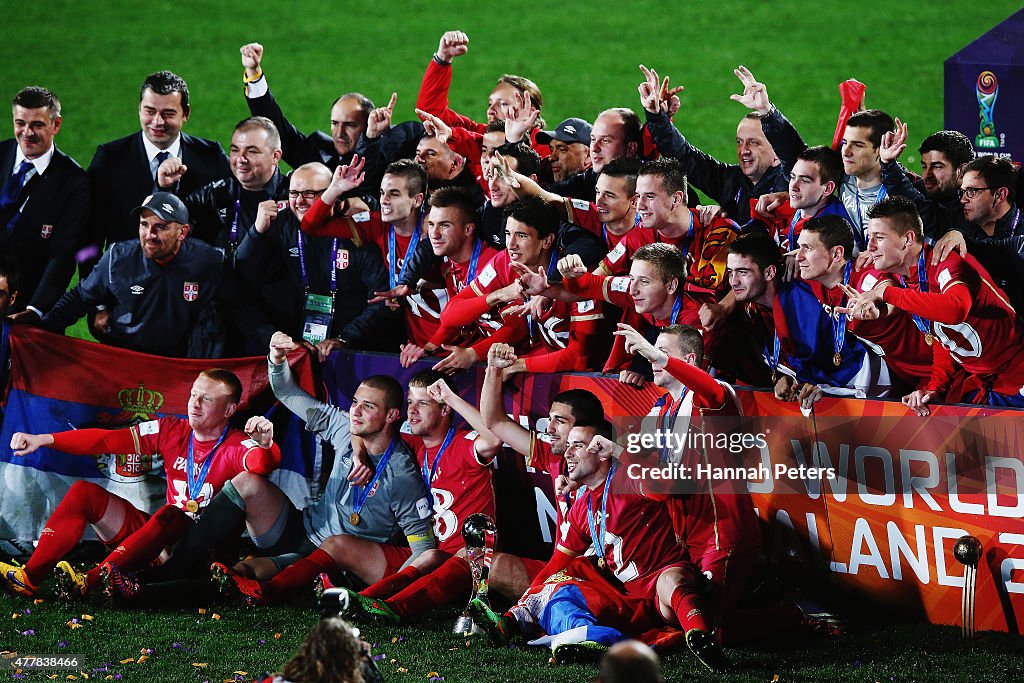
[958,186,992,200]
[288,188,329,199]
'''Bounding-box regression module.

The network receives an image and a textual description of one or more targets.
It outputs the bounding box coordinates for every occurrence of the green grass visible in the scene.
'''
[2,586,1023,682]
[3,2,1023,680]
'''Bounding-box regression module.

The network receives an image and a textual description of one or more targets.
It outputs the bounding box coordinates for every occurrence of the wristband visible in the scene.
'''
[243,69,264,84]
[432,53,451,66]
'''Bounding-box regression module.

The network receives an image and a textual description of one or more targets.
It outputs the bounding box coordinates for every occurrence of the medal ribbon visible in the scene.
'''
[587,460,618,567]
[655,391,688,464]
[895,248,932,337]
[832,261,853,362]
[186,425,230,504]
[421,427,456,500]
[352,437,398,521]
[388,214,423,288]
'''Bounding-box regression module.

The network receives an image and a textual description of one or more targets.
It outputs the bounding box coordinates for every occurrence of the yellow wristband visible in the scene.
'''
[243,68,264,84]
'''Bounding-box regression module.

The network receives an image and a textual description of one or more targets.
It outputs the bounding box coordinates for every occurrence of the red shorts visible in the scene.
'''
[381,545,413,576]
[98,490,150,548]
[521,557,547,581]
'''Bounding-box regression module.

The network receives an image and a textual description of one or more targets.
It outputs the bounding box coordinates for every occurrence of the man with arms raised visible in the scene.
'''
[2,370,279,599]
[112,332,434,601]
[640,65,786,224]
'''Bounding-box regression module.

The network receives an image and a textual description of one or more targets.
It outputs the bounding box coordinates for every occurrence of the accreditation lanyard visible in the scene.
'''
[186,426,229,503]
[587,460,619,568]
[421,427,456,500]
[352,437,399,521]
[297,233,339,300]
[895,249,933,339]
[831,261,853,366]
[655,391,688,464]
[388,215,422,289]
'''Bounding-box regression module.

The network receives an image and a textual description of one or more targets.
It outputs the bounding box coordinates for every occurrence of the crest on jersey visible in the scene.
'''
[40,224,53,239]
[183,281,199,301]
[90,383,166,483]
[336,250,350,270]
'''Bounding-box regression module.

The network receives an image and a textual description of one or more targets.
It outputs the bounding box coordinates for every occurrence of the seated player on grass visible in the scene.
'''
[2,370,280,600]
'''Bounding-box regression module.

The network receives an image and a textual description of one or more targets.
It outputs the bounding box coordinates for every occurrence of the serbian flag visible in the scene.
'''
[0,326,320,540]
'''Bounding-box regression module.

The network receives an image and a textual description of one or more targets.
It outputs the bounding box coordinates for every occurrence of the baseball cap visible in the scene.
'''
[131,192,189,224]
[535,118,592,146]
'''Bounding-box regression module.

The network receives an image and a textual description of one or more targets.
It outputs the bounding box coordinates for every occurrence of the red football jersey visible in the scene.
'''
[808,269,932,384]
[131,417,267,516]
[559,464,686,588]
[563,197,635,252]
[302,200,444,346]
[598,209,737,300]
[470,250,601,359]
[528,432,577,530]
[882,248,1024,394]
[404,429,496,554]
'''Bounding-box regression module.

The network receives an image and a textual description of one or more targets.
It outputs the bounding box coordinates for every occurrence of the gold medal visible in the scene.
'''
[185,500,199,514]
[924,333,933,346]
[597,557,606,569]
[833,352,842,367]
[350,512,361,526]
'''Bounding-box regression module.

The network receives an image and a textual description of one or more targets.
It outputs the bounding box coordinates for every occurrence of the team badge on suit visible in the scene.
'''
[183,281,199,302]
[336,249,349,270]
[40,224,53,239]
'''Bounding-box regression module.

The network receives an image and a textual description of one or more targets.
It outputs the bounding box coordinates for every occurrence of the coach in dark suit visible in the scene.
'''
[87,71,230,255]
[0,87,89,315]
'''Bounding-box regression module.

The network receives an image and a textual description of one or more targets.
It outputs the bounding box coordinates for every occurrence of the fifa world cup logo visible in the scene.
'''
[975,71,999,149]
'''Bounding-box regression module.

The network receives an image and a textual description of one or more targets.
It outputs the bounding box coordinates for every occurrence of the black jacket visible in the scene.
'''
[235,212,402,351]
[87,131,229,250]
[41,238,225,358]
[0,141,90,312]
[645,110,788,225]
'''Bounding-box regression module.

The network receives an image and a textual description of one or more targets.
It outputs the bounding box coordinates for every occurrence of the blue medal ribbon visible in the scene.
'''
[186,425,230,505]
[352,437,399,521]
[388,214,423,288]
[831,261,853,362]
[421,427,456,499]
[852,185,884,251]
[669,294,683,326]
[587,460,618,567]
[896,248,932,337]
[787,210,803,250]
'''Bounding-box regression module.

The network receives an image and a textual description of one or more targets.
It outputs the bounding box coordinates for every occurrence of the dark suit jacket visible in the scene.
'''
[87,131,230,250]
[0,140,90,312]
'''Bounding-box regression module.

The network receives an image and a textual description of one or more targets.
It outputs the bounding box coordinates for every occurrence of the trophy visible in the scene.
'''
[453,513,497,636]
[953,534,982,641]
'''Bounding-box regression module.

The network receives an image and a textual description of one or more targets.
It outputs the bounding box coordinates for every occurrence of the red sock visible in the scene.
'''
[388,555,471,618]
[262,548,336,603]
[671,584,707,633]
[360,564,423,599]
[24,482,111,585]
[84,505,191,590]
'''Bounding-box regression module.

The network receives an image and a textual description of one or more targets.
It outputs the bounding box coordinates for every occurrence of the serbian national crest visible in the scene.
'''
[92,382,166,483]
[183,281,199,302]
[40,224,53,239]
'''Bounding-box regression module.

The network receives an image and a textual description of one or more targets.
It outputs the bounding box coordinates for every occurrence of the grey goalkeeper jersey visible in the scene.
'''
[268,360,434,547]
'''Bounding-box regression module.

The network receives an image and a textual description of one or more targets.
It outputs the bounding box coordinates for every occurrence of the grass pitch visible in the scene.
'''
[1,1,1023,680]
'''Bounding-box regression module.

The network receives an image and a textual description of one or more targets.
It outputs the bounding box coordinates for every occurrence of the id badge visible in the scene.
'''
[303,293,334,344]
